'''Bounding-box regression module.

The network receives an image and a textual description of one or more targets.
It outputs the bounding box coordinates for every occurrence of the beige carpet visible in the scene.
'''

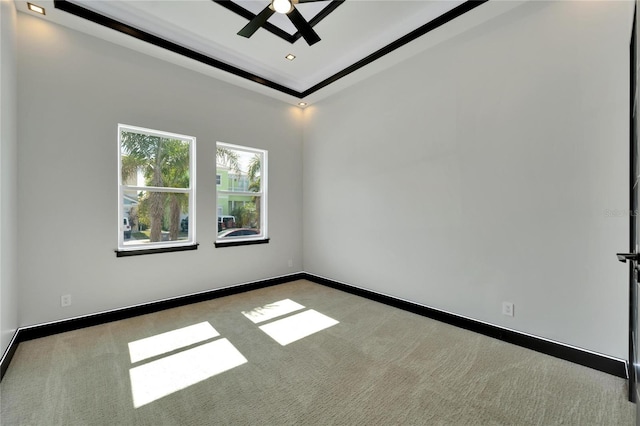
[0,280,635,425]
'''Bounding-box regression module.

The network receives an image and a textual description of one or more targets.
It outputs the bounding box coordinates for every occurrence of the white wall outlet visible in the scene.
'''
[502,301,514,317]
[61,294,72,307]
[288,259,293,268]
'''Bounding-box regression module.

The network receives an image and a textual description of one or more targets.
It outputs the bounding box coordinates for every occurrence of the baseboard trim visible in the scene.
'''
[304,273,628,379]
[19,273,306,343]
[1,271,627,382]
[0,329,22,381]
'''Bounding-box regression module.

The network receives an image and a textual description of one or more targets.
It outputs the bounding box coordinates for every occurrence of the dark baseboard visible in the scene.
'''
[0,330,21,380]
[0,271,627,382]
[304,273,628,379]
[19,273,306,343]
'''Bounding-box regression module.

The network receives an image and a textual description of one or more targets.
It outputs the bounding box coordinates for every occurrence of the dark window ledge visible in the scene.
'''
[215,238,270,248]
[116,244,199,257]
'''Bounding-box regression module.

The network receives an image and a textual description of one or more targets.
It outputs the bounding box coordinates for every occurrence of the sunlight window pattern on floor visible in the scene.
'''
[128,322,220,363]
[127,321,246,408]
[129,338,247,408]
[259,309,339,346]
[241,298,305,324]
[243,299,339,346]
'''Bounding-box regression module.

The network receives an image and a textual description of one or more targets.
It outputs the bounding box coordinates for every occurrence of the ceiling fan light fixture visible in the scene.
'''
[238,0,321,46]
[272,0,293,14]
[298,102,308,107]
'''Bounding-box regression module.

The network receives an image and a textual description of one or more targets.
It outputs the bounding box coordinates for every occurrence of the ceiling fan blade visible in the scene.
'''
[288,7,321,45]
[295,0,328,3]
[238,5,275,38]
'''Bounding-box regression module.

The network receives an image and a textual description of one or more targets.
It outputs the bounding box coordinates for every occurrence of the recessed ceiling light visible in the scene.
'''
[298,102,307,107]
[27,2,45,15]
[285,54,296,61]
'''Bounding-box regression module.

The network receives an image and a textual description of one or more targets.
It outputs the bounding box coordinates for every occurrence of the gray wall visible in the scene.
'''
[303,1,631,359]
[1,0,18,357]
[11,1,634,362]
[17,14,303,326]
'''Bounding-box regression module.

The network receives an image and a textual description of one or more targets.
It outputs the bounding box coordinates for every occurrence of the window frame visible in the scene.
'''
[117,124,197,254]
[215,142,268,247]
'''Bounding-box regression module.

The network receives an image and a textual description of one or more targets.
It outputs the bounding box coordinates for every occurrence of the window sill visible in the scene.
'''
[215,238,270,248]
[115,244,199,257]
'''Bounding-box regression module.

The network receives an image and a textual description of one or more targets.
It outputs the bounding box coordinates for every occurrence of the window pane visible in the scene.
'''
[121,131,191,189]
[123,192,190,245]
[216,195,261,237]
[216,143,265,240]
[216,149,262,193]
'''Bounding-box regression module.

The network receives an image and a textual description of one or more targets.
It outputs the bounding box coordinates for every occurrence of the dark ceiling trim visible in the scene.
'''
[212,0,344,44]
[300,0,489,97]
[53,0,302,97]
[54,0,488,100]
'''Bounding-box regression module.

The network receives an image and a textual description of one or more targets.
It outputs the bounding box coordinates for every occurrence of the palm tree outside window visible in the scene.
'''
[118,124,196,251]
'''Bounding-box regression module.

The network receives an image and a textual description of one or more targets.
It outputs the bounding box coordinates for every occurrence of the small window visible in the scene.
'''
[216,142,267,244]
[216,174,221,185]
[118,124,196,252]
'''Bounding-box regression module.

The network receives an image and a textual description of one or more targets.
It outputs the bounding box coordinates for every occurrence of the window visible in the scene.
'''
[118,124,196,253]
[216,142,267,245]
[216,174,221,185]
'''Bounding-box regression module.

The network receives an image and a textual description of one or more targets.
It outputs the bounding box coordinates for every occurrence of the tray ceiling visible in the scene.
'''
[14,0,521,105]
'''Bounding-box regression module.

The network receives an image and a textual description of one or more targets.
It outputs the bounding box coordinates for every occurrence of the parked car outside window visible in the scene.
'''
[217,228,260,238]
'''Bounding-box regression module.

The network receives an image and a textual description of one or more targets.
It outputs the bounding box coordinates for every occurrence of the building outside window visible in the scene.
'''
[118,124,196,251]
[216,142,267,242]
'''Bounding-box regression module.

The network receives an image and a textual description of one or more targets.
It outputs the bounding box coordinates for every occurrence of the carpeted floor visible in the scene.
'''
[0,279,635,425]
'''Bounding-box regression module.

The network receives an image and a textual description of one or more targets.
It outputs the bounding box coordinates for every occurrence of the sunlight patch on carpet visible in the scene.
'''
[128,321,220,363]
[129,338,247,408]
[259,309,339,346]
[242,298,305,324]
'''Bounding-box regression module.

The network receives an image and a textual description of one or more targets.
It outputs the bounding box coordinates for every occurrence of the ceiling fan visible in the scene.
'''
[238,0,325,46]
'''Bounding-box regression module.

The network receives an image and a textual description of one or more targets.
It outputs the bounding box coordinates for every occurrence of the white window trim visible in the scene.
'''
[216,142,268,243]
[118,124,197,252]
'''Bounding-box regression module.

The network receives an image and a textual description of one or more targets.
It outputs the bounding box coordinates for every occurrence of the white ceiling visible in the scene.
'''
[14,0,525,106]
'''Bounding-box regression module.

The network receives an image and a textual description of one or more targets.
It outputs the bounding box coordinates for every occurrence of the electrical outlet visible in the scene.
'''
[502,301,514,317]
[288,259,293,268]
[61,294,72,307]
